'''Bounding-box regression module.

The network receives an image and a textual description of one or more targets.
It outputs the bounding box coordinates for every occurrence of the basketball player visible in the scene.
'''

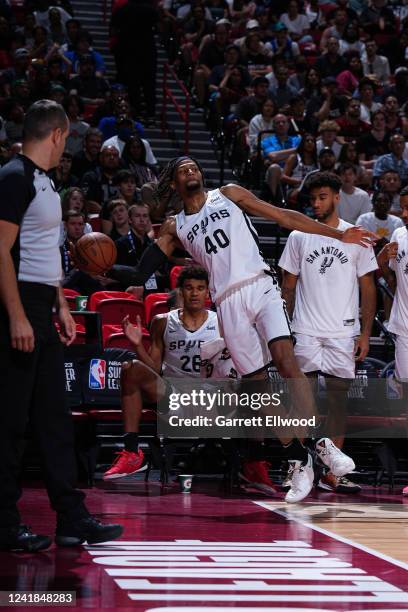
[108,156,376,503]
[376,186,408,496]
[103,266,234,478]
[279,172,377,494]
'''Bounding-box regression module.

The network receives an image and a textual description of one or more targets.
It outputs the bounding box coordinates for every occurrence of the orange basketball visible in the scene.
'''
[75,232,117,275]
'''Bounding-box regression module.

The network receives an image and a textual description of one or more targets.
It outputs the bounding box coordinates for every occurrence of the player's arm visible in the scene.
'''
[122,314,166,373]
[0,220,34,352]
[376,241,397,293]
[107,217,181,285]
[355,272,377,361]
[280,270,298,320]
[221,184,376,247]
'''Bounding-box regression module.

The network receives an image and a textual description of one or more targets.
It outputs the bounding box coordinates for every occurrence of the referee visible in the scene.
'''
[0,100,123,551]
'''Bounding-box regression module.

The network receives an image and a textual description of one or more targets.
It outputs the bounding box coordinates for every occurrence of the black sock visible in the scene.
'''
[124,432,139,453]
[282,439,309,464]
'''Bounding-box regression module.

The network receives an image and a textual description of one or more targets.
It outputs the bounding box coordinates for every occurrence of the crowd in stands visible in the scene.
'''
[1,0,408,301]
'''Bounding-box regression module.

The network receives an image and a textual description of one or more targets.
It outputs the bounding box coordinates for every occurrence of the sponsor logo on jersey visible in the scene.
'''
[343,319,355,326]
[186,209,230,243]
[89,359,106,389]
[306,245,349,266]
[395,249,406,265]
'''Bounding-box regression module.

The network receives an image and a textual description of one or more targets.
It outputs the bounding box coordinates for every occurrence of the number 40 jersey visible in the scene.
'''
[162,309,219,378]
[175,188,270,304]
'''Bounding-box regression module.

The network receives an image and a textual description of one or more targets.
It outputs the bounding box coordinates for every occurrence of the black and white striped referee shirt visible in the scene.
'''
[0,154,62,287]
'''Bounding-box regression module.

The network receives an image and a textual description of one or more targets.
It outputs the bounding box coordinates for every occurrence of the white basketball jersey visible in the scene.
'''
[162,309,219,378]
[389,226,408,336]
[175,188,271,303]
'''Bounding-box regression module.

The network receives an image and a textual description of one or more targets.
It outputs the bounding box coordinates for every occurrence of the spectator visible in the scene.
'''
[115,169,138,207]
[3,100,25,143]
[115,203,154,266]
[208,44,244,95]
[34,1,72,29]
[320,7,349,51]
[64,30,105,76]
[357,110,390,170]
[107,197,130,240]
[384,28,408,73]
[103,115,157,167]
[110,0,158,121]
[362,39,391,85]
[307,76,348,126]
[358,78,382,124]
[215,65,248,115]
[282,133,318,204]
[81,144,121,215]
[360,0,396,39]
[68,54,110,106]
[338,23,365,56]
[122,135,158,188]
[31,26,52,60]
[268,22,300,64]
[64,94,90,155]
[299,67,322,100]
[195,21,230,106]
[248,98,276,154]
[379,169,402,215]
[98,98,145,140]
[337,162,372,223]
[383,67,408,106]
[48,7,68,45]
[1,48,31,95]
[279,0,310,42]
[241,32,273,78]
[262,113,301,200]
[356,191,404,240]
[287,55,309,92]
[60,18,81,53]
[235,75,271,126]
[51,150,78,195]
[383,95,407,136]
[336,98,371,141]
[61,186,90,220]
[336,51,364,95]
[71,127,102,178]
[315,37,346,79]
[338,140,368,187]
[316,120,342,160]
[373,134,408,186]
[268,64,298,109]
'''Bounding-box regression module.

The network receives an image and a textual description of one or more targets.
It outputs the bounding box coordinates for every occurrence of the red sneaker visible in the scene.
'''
[103,449,147,480]
[239,460,276,495]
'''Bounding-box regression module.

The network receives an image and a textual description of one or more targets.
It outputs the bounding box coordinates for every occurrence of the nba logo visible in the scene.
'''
[89,359,106,389]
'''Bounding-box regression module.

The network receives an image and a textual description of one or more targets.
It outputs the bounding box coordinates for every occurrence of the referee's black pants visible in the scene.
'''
[0,282,88,530]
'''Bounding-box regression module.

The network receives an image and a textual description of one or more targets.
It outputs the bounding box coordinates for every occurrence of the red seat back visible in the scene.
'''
[144,292,168,325]
[104,330,151,352]
[149,300,169,322]
[88,215,101,232]
[96,298,144,326]
[88,290,136,312]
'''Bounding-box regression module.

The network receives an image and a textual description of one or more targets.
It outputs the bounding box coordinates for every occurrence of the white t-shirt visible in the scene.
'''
[355,212,404,240]
[103,136,157,166]
[388,225,408,337]
[280,13,310,35]
[338,187,372,224]
[278,219,378,338]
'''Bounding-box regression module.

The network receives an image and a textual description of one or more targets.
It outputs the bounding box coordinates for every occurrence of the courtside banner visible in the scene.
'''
[156,375,407,439]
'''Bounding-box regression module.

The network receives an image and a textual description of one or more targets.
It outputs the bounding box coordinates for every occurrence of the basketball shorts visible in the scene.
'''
[395,335,408,382]
[216,274,292,376]
[293,333,356,379]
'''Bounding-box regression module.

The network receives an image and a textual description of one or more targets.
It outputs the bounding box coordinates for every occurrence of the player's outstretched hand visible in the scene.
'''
[122,314,143,347]
[341,226,377,247]
[68,241,79,268]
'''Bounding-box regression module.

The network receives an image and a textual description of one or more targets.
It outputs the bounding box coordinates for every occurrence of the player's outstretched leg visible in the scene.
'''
[269,339,355,503]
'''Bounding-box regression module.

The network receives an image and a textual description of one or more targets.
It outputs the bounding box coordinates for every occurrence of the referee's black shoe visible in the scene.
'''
[0,525,52,552]
[55,516,123,547]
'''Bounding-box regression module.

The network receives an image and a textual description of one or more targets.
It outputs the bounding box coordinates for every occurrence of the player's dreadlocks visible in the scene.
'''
[156,156,204,199]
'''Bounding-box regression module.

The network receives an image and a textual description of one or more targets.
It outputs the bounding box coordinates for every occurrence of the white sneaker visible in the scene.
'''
[315,438,355,477]
[285,454,314,503]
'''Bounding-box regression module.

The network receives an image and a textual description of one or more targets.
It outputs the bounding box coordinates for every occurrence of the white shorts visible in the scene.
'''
[395,335,408,382]
[216,274,292,376]
[294,333,356,379]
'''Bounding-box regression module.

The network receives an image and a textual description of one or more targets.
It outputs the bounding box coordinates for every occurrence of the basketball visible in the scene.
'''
[74,232,117,275]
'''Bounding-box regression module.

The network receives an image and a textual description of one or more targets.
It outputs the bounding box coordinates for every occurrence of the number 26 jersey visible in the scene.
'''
[175,188,270,303]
